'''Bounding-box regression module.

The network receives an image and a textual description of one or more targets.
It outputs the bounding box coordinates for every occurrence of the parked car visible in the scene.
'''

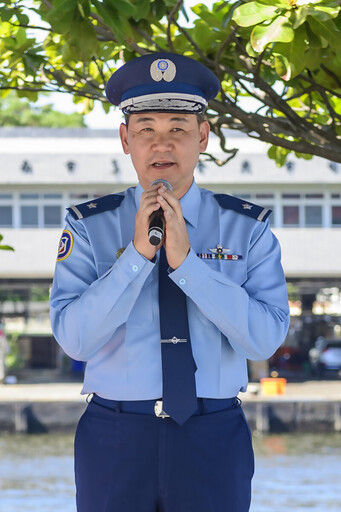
[309,337,341,377]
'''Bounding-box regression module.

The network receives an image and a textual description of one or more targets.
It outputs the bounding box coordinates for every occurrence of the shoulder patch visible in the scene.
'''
[67,194,124,220]
[214,194,271,222]
[57,230,73,261]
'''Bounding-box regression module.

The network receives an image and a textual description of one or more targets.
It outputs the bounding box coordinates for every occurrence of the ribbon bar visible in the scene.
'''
[197,253,242,260]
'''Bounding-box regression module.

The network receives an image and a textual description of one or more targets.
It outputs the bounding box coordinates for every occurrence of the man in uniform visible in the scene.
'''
[50,52,290,512]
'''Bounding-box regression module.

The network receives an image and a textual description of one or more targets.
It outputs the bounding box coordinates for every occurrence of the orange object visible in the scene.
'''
[260,378,286,396]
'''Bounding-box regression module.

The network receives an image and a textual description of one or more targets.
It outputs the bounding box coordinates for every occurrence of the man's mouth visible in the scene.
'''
[152,161,174,169]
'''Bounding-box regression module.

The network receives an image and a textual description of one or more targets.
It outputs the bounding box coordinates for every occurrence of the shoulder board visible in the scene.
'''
[214,194,271,222]
[67,194,124,220]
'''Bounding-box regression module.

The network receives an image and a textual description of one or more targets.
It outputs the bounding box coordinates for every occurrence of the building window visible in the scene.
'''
[256,193,274,199]
[305,193,324,199]
[305,206,322,227]
[43,193,63,199]
[0,206,13,227]
[21,206,38,227]
[20,193,39,200]
[44,206,62,227]
[332,206,341,226]
[70,193,89,200]
[282,193,301,199]
[283,206,299,226]
[241,160,251,173]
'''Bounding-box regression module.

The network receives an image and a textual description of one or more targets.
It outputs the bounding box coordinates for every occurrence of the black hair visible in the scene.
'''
[123,110,207,128]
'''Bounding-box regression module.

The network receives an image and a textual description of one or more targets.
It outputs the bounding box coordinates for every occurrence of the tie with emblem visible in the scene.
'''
[158,246,197,425]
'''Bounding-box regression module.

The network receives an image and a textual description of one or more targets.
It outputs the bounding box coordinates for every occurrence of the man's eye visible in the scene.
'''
[171,128,183,132]
[141,127,153,132]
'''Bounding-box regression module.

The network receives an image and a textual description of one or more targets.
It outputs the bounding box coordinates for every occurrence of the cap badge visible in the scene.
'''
[150,59,176,82]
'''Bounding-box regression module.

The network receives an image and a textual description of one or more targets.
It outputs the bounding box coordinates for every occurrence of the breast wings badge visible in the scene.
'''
[197,244,242,260]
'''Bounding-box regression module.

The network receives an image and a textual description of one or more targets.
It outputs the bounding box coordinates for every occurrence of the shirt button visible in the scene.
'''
[132,265,139,272]
[179,278,186,286]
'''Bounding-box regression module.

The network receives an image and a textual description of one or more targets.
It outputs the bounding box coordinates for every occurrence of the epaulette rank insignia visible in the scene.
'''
[67,194,124,220]
[214,194,271,222]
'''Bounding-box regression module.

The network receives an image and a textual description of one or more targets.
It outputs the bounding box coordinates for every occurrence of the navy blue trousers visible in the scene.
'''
[74,398,254,512]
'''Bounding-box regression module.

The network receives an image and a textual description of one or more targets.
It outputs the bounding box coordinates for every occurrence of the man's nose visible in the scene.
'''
[151,133,173,150]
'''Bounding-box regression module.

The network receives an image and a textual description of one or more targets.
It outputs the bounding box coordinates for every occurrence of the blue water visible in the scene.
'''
[0,433,340,511]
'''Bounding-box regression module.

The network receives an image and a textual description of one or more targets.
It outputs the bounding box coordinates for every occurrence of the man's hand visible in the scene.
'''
[157,186,190,269]
[133,184,163,260]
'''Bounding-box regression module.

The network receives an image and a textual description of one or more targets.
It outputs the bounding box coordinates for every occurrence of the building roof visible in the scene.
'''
[0,127,340,188]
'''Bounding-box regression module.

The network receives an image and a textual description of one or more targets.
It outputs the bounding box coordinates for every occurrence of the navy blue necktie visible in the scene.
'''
[158,246,197,425]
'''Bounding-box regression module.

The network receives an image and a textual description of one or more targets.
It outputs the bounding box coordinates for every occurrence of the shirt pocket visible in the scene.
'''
[130,269,156,327]
[200,258,247,287]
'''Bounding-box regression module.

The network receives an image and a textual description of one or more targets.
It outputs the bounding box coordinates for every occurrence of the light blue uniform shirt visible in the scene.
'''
[50,180,290,400]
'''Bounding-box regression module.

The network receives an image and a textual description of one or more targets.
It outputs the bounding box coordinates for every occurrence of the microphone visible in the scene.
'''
[148,179,173,246]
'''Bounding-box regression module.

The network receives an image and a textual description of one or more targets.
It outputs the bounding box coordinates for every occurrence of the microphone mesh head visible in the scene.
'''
[150,179,173,192]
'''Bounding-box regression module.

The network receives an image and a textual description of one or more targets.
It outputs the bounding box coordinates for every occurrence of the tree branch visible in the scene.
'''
[167,0,183,52]
[210,102,341,163]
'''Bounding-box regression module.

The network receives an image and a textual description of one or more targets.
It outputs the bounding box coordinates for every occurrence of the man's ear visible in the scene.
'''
[119,123,130,154]
[199,120,210,153]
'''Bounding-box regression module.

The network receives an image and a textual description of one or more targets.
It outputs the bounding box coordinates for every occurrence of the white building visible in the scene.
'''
[1,127,340,373]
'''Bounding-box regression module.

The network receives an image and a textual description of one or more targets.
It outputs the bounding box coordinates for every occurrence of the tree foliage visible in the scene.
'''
[0,0,340,166]
[0,91,86,126]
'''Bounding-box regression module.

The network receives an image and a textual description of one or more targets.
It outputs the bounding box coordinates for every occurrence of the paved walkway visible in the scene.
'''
[0,380,340,403]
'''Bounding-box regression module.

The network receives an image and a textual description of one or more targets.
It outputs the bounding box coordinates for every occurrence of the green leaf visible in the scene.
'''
[53,0,78,12]
[232,1,280,27]
[311,6,340,21]
[191,3,223,29]
[292,6,309,29]
[92,0,133,42]
[15,27,27,46]
[131,0,151,21]
[294,151,313,161]
[273,26,307,80]
[45,8,74,34]
[0,7,13,22]
[267,144,290,167]
[251,16,294,52]
[254,0,288,6]
[77,2,86,18]
[307,17,340,49]
[191,20,220,49]
[106,0,137,17]
[274,53,290,79]
[16,12,30,25]
[101,101,111,114]
[68,19,98,60]
[151,0,167,19]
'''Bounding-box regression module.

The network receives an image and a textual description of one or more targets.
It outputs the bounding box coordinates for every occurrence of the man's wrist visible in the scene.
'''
[133,239,157,262]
